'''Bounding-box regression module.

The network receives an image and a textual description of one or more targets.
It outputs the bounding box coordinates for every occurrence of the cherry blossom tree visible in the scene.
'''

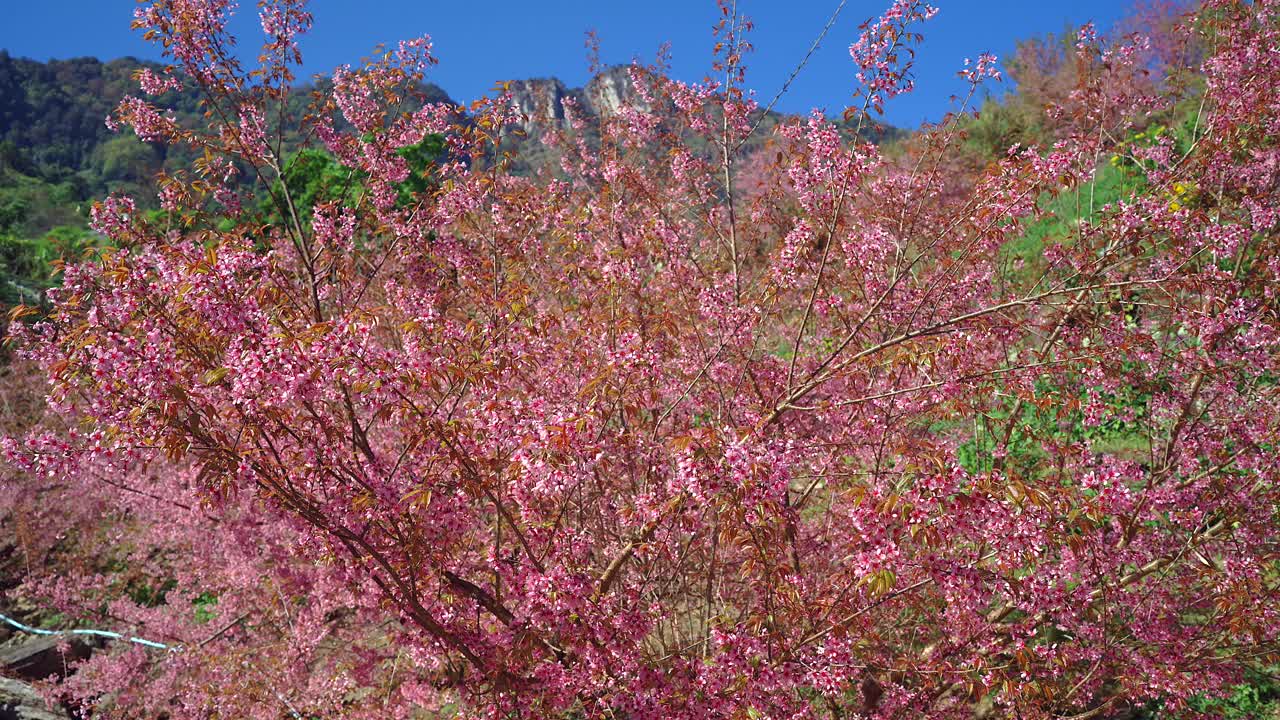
[4,0,1280,717]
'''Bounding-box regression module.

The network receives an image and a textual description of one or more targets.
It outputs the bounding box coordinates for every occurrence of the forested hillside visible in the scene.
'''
[0,52,458,305]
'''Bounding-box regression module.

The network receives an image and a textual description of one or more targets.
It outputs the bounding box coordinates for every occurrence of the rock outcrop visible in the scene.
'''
[584,65,647,116]
[506,77,582,132]
[0,678,69,720]
[0,635,98,682]
[506,65,648,133]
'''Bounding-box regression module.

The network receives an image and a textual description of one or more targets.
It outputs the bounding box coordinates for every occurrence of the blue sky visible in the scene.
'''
[1,1,1130,128]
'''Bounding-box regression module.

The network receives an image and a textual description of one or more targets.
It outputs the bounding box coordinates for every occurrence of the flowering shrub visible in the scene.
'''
[4,0,1280,717]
